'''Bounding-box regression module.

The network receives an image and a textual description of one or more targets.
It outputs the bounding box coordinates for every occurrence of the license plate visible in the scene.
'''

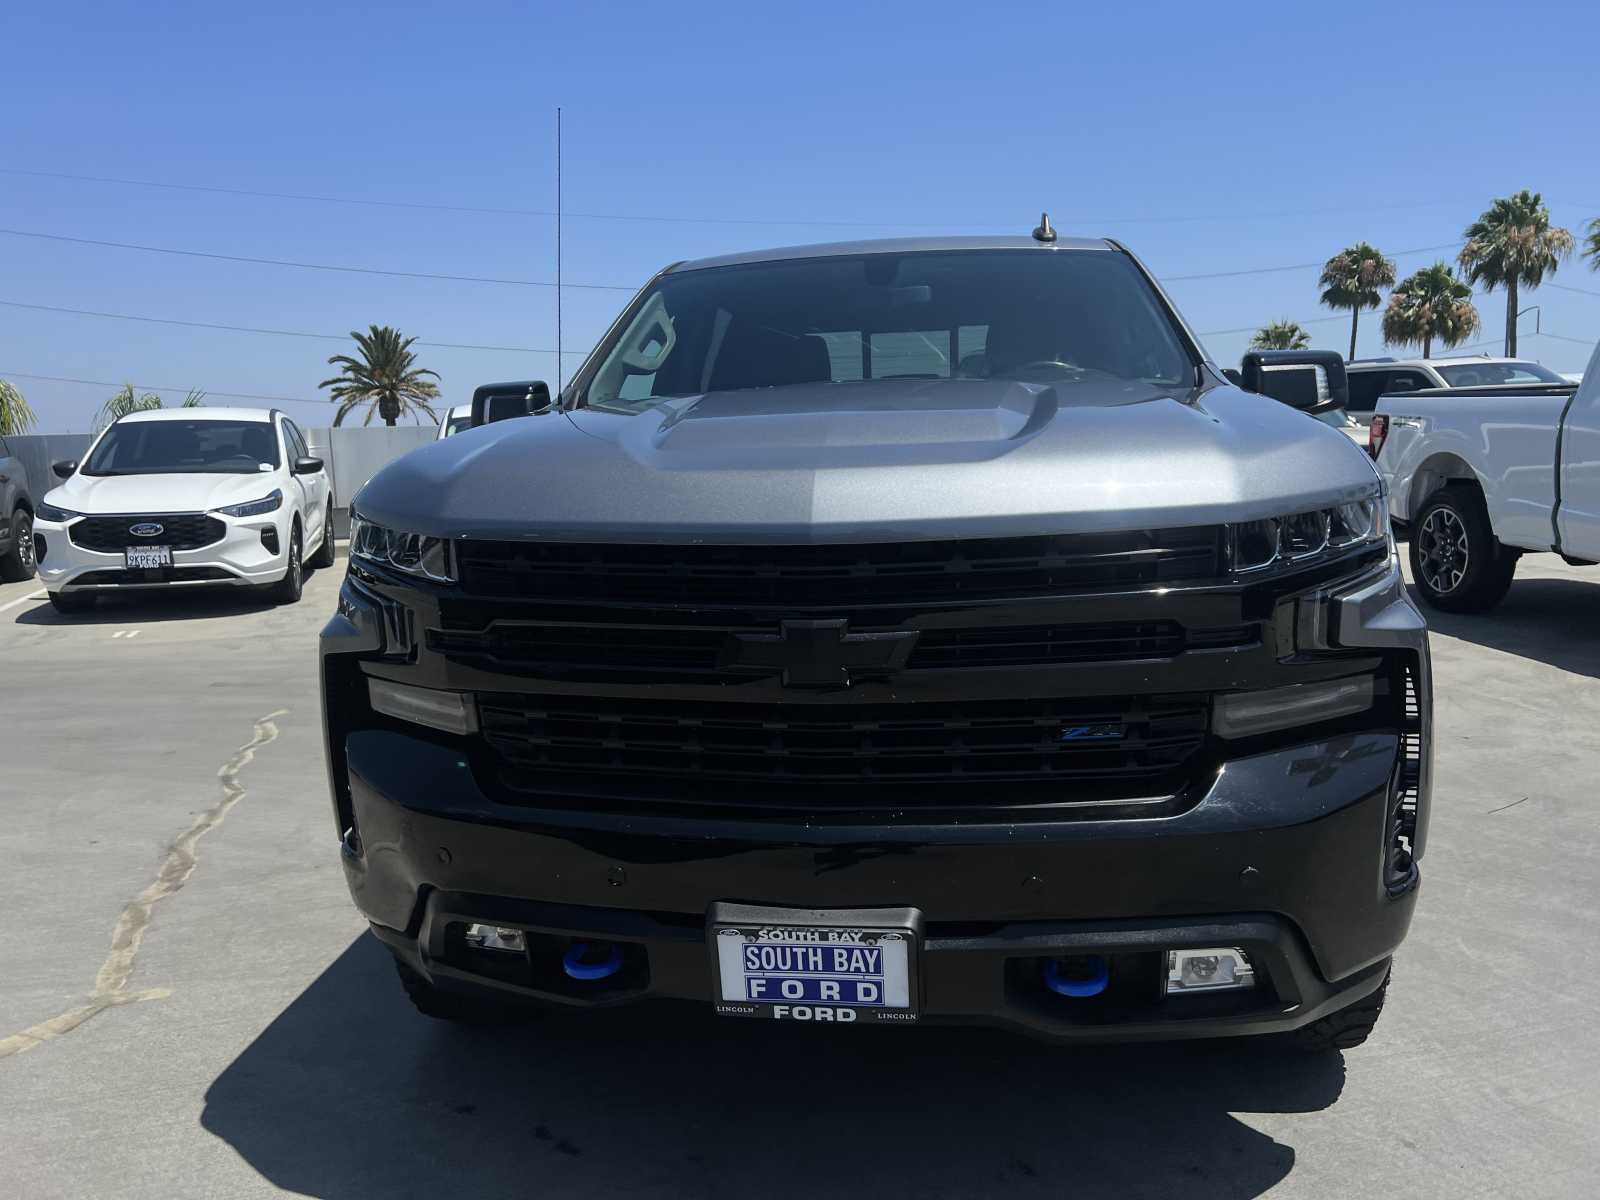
[124,545,173,569]
[713,921,917,1024]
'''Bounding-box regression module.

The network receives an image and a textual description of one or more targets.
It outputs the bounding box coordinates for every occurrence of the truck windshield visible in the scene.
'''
[1434,362,1565,387]
[84,419,281,475]
[578,249,1196,411]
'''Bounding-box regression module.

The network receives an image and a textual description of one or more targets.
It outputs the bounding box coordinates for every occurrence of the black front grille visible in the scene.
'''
[454,528,1225,607]
[430,618,1253,680]
[72,566,234,586]
[477,693,1210,812]
[70,513,226,554]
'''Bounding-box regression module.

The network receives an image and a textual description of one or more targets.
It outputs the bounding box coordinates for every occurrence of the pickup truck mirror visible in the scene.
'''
[1238,351,1349,416]
[471,380,553,428]
[52,460,78,479]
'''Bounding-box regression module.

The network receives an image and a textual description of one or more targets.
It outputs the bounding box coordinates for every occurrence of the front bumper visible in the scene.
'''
[34,510,293,592]
[324,553,1430,1041]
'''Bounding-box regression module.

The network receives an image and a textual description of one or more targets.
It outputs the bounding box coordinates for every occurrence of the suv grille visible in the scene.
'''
[70,513,225,554]
[454,528,1225,607]
[477,693,1209,811]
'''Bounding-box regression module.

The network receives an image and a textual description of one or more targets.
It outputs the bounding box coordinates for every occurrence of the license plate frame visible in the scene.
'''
[124,545,173,569]
[709,903,921,1025]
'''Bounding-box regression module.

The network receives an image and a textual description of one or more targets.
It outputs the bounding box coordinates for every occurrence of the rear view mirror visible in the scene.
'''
[52,460,77,479]
[1238,351,1349,415]
[471,381,553,428]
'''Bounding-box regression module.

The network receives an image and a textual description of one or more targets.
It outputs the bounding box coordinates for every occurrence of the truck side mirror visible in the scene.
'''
[1239,350,1349,415]
[471,381,553,428]
[52,460,78,479]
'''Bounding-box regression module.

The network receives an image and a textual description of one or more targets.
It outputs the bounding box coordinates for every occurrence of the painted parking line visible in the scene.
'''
[0,589,46,616]
[112,630,142,639]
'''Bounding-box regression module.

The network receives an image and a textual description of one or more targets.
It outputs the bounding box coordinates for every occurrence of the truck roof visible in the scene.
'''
[671,235,1115,274]
[1348,356,1536,371]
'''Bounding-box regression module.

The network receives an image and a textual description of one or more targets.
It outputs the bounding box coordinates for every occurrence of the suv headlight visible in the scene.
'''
[349,512,455,583]
[37,501,82,523]
[1228,487,1389,574]
[214,489,283,518]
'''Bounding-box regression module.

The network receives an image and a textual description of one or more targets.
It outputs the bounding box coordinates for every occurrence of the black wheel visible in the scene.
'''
[48,589,94,614]
[309,512,336,568]
[269,525,303,604]
[0,508,35,581]
[393,958,532,1026]
[1292,968,1389,1052]
[1408,486,1517,613]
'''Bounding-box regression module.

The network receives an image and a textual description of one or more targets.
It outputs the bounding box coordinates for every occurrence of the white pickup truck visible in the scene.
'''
[1372,339,1600,612]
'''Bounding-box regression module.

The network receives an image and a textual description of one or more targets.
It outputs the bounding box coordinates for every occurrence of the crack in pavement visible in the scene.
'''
[0,708,289,1059]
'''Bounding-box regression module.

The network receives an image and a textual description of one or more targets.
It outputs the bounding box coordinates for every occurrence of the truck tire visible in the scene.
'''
[393,958,532,1026]
[1409,486,1517,613]
[0,508,35,581]
[1292,968,1389,1052]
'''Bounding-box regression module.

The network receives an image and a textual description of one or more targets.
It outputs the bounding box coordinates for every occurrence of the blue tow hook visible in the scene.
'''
[1042,954,1110,998]
[562,941,624,981]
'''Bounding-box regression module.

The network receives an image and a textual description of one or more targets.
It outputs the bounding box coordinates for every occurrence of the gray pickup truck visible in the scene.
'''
[322,228,1431,1051]
[0,434,37,581]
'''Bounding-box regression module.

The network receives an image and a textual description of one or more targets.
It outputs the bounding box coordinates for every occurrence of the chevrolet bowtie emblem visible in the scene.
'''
[720,620,919,689]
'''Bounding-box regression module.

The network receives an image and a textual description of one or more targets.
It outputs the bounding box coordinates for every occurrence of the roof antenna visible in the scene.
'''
[1032,212,1057,243]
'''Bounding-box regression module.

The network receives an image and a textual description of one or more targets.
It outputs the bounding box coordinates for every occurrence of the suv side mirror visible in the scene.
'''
[52,460,78,479]
[1238,350,1349,415]
[471,380,553,428]
[293,455,324,475]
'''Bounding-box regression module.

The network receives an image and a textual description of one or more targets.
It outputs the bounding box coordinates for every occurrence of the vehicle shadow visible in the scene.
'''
[1410,578,1600,680]
[12,566,335,626]
[201,935,1342,1200]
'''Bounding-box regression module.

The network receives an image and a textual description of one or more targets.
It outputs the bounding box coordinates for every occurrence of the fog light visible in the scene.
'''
[367,678,478,735]
[1165,947,1255,995]
[464,924,526,953]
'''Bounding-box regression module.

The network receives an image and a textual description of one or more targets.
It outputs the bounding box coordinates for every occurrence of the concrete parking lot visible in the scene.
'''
[2,553,1597,1199]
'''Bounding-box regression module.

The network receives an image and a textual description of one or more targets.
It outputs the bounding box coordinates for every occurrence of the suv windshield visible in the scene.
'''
[578,249,1196,411]
[1434,361,1565,387]
[84,419,280,476]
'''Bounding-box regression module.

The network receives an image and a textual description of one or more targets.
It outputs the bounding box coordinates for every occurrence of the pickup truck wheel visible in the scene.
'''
[0,508,35,581]
[1292,968,1389,1052]
[1409,487,1517,613]
[393,958,533,1026]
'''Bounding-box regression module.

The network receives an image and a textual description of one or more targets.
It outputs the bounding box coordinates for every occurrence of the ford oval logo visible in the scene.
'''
[128,522,165,538]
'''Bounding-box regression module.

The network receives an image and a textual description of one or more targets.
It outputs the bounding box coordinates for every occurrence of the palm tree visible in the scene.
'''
[182,389,206,408]
[1458,191,1574,357]
[1382,263,1480,358]
[319,325,441,427]
[1584,217,1600,272]
[1318,242,1396,360]
[0,379,37,437]
[1250,320,1312,350]
[96,383,165,431]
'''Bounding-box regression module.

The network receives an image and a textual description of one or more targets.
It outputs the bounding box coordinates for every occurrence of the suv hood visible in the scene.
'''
[46,471,281,515]
[356,378,1381,543]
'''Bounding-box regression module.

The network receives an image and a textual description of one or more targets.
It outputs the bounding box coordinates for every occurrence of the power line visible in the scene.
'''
[1164,242,1463,283]
[0,298,585,354]
[1545,281,1600,300]
[0,228,637,291]
[0,166,1502,231]
[0,369,326,406]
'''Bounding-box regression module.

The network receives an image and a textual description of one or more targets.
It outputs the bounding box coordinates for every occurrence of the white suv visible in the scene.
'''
[1344,356,1568,425]
[34,407,333,613]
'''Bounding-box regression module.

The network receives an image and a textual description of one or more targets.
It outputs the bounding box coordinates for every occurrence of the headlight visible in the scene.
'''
[214,489,283,518]
[37,501,81,523]
[1228,487,1389,574]
[349,512,455,583]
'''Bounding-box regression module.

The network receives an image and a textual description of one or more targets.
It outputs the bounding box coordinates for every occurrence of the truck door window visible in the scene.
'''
[1346,372,1384,413]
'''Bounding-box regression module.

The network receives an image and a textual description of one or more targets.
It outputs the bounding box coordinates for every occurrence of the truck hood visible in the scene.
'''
[355,378,1381,543]
[45,471,281,515]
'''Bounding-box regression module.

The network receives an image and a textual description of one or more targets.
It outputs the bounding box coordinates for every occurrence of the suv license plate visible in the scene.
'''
[713,923,917,1024]
[124,546,173,569]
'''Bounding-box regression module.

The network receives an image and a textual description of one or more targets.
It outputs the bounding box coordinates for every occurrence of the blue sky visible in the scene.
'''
[4,0,1598,432]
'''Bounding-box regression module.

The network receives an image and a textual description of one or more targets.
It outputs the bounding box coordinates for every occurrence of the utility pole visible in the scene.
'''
[555,106,563,394]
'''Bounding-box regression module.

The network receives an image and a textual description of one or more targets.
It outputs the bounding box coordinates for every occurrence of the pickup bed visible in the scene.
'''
[1373,341,1600,611]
